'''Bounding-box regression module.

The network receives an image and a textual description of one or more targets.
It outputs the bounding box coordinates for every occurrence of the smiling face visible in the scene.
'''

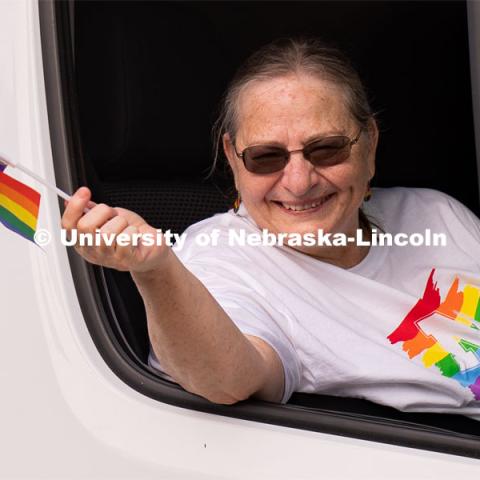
[223,73,378,260]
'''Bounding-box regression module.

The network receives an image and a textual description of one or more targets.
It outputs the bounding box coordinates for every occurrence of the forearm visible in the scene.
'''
[131,249,267,404]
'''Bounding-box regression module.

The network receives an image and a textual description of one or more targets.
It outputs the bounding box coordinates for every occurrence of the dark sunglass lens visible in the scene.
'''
[244,146,288,174]
[306,137,351,166]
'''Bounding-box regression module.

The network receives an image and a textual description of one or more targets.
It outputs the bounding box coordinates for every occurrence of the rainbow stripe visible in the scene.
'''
[388,269,480,400]
[0,165,41,243]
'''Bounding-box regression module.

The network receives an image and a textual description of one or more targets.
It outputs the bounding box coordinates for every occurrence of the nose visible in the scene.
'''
[280,151,317,197]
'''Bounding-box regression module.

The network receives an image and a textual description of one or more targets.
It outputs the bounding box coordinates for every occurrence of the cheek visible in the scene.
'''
[325,158,370,190]
[239,176,276,204]
[317,166,360,191]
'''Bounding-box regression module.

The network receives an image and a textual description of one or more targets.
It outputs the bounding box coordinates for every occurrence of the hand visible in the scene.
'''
[61,187,170,273]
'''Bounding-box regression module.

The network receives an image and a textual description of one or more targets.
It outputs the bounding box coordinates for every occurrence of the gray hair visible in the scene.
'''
[210,37,375,175]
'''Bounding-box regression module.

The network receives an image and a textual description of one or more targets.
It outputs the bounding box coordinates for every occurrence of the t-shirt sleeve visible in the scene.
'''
[422,189,480,261]
[444,193,480,242]
[183,259,301,404]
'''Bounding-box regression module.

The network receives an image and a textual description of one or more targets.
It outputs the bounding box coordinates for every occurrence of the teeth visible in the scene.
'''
[282,196,331,211]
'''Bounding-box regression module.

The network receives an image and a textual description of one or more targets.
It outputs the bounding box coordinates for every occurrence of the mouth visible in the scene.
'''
[273,192,337,214]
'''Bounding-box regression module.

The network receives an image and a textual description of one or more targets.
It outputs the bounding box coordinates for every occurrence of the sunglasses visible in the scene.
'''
[234,129,363,174]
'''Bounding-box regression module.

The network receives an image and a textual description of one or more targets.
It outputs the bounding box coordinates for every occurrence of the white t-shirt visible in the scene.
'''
[149,187,480,418]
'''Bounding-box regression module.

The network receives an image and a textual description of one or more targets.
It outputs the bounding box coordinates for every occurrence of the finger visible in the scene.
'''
[99,215,129,236]
[97,215,129,255]
[64,198,97,210]
[113,206,146,228]
[76,203,118,235]
[61,187,91,231]
[115,225,139,269]
[76,224,138,270]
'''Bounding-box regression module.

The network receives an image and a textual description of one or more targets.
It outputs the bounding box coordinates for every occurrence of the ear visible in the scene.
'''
[223,133,240,189]
[365,117,379,180]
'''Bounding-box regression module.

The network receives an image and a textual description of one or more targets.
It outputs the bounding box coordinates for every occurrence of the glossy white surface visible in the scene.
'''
[0,1,479,478]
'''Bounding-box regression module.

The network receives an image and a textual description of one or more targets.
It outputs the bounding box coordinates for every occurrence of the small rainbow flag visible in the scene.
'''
[0,164,41,243]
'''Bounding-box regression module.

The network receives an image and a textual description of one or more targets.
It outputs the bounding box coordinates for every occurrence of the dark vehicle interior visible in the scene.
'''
[42,0,480,459]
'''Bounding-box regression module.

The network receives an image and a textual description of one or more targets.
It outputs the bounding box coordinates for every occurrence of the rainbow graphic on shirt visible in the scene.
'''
[387,269,480,400]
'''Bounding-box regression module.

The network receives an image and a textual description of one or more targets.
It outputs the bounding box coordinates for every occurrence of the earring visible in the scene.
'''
[364,182,372,202]
[233,193,241,213]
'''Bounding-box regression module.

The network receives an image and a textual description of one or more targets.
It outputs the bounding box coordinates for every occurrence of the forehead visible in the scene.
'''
[236,74,353,144]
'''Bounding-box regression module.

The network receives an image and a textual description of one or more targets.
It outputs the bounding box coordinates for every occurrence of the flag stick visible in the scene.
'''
[0,155,91,211]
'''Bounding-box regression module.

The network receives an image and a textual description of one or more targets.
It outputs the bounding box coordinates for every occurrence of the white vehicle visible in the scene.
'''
[2,1,480,478]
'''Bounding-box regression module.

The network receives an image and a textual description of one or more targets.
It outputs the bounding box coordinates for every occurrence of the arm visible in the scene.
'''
[132,256,284,403]
[62,187,285,404]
